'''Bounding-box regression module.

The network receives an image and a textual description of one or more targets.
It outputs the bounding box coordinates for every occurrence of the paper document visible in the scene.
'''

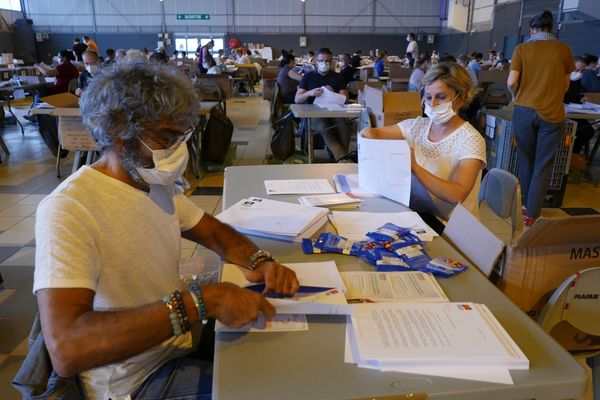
[264,179,335,195]
[216,197,328,242]
[329,210,438,242]
[218,261,349,331]
[357,135,411,206]
[348,302,528,369]
[298,192,361,209]
[341,271,448,303]
[313,86,347,107]
[216,314,308,333]
[344,321,514,384]
[332,174,378,197]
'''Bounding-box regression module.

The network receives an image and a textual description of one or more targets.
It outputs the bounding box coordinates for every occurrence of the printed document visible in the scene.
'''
[341,271,448,303]
[217,261,352,332]
[357,135,411,206]
[329,210,438,242]
[298,192,361,208]
[348,302,528,369]
[264,179,335,195]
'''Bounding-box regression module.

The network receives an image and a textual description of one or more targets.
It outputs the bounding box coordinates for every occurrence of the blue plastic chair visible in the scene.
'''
[478,168,523,240]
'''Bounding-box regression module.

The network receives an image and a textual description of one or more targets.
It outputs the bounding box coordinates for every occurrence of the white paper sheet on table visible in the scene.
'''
[343,324,514,384]
[216,314,308,332]
[357,135,411,206]
[329,210,438,242]
[313,86,347,107]
[216,197,328,241]
[218,261,349,331]
[264,179,335,195]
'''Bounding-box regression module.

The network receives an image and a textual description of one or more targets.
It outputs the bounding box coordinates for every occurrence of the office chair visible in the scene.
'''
[478,168,523,241]
[538,267,600,400]
[194,79,226,113]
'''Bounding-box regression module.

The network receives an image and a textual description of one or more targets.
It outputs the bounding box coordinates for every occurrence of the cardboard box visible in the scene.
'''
[499,215,600,318]
[40,92,79,108]
[363,85,422,127]
[388,65,412,80]
[445,208,600,320]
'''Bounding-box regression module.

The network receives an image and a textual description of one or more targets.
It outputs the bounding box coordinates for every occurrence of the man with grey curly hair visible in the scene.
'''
[33,62,299,399]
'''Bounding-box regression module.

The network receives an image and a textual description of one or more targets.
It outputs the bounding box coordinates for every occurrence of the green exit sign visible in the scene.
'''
[177,14,210,21]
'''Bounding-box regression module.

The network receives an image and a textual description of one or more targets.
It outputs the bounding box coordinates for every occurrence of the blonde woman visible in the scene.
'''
[362,62,486,219]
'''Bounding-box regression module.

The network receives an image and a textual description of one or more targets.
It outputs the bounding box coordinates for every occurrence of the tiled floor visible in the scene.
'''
[0,93,598,398]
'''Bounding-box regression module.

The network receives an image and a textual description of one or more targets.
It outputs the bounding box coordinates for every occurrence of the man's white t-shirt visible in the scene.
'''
[407,40,419,59]
[398,117,486,217]
[34,166,204,400]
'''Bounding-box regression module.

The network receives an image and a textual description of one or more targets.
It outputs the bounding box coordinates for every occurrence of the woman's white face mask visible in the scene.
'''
[424,94,460,125]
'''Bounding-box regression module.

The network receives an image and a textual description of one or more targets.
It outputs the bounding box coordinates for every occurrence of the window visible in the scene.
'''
[175,36,224,59]
[0,0,20,11]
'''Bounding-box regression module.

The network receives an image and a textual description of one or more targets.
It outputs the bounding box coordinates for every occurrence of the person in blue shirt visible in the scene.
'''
[374,50,388,78]
[580,53,600,93]
[468,52,482,79]
[295,47,352,162]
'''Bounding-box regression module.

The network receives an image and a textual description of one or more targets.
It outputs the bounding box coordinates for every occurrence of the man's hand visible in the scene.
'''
[310,87,324,97]
[75,88,83,97]
[325,85,335,92]
[243,261,299,296]
[203,282,276,328]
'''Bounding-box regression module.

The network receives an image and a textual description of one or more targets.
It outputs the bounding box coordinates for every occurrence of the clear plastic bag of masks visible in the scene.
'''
[179,253,221,285]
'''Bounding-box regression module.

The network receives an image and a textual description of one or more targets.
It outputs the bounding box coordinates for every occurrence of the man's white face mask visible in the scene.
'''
[136,131,192,214]
[570,71,583,81]
[317,60,331,74]
[424,94,460,125]
[85,63,100,76]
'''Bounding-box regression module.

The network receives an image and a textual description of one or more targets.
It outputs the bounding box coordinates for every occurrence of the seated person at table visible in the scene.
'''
[408,56,429,92]
[25,49,80,122]
[404,52,415,68]
[102,48,116,67]
[34,50,79,95]
[34,62,299,399]
[206,58,221,75]
[277,53,302,104]
[362,62,486,218]
[295,47,353,162]
[115,49,127,64]
[350,49,362,69]
[75,50,101,96]
[235,49,251,65]
[374,50,388,77]
[339,53,356,83]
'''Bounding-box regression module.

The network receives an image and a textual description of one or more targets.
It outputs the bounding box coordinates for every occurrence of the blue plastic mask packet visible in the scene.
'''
[420,257,468,277]
[302,238,323,254]
[366,223,413,242]
[395,245,431,269]
[375,249,411,272]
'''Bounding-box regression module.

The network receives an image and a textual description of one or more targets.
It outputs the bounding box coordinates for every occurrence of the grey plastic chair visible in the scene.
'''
[478,168,523,240]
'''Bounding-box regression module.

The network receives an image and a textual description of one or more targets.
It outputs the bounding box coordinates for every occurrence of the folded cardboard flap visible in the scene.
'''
[443,203,505,277]
[514,215,600,248]
[40,92,79,108]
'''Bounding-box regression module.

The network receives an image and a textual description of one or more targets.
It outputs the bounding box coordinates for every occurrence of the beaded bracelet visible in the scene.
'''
[163,294,183,336]
[189,283,208,325]
[163,290,190,336]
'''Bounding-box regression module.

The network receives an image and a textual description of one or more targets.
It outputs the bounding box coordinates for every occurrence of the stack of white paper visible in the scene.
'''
[329,210,438,242]
[341,271,448,303]
[216,197,329,242]
[346,302,529,384]
[299,193,362,209]
[264,179,335,195]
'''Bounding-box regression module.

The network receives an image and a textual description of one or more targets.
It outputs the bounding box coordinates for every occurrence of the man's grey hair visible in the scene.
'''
[80,61,200,152]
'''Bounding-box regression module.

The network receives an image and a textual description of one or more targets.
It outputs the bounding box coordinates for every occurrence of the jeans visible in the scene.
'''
[512,105,563,218]
[130,357,213,400]
[310,117,352,161]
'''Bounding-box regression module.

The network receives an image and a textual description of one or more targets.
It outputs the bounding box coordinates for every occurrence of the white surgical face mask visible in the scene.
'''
[424,94,459,125]
[317,60,330,74]
[86,64,100,76]
[570,71,582,81]
[339,61,345,68]
[136,140,190,214]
